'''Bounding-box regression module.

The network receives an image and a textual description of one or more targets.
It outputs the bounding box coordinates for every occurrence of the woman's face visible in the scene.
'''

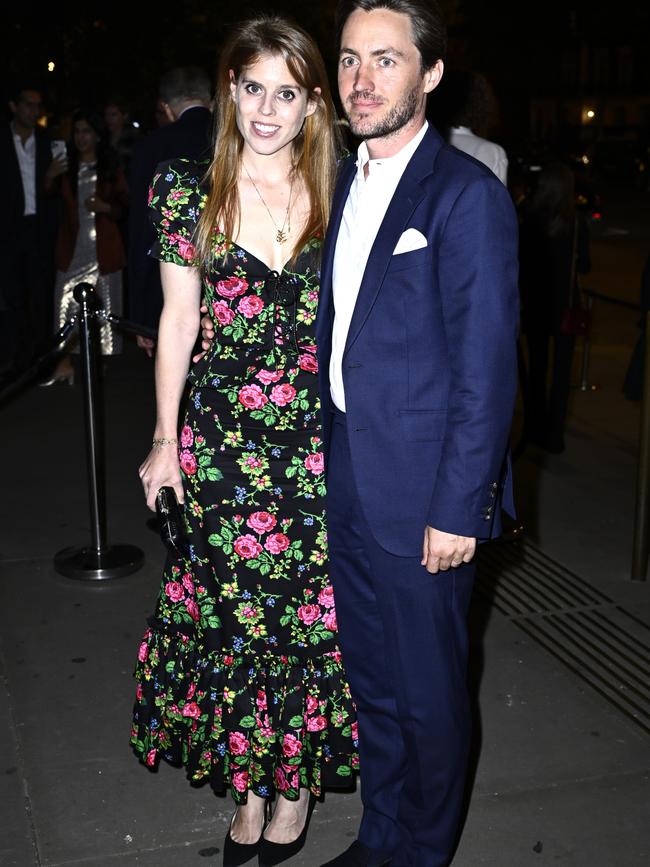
[73,120,98,157]
[230,53,319,159]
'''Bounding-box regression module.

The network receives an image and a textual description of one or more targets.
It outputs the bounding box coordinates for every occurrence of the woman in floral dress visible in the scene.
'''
[131,15,357,866]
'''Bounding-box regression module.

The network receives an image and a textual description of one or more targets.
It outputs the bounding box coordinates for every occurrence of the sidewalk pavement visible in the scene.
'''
[2,195,650,865]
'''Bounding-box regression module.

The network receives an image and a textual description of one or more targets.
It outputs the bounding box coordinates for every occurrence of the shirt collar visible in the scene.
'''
[355,120,428,179]
[11,121,35,146]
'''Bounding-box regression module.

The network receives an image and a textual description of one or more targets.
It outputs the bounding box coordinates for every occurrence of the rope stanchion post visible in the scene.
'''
[631,310,650,582]
[54,282,144,581]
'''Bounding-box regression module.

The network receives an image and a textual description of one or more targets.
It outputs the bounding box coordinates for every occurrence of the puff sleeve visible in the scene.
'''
[147,158,207,267]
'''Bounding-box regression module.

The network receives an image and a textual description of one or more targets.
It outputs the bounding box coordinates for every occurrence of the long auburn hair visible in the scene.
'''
[194,15,341,266]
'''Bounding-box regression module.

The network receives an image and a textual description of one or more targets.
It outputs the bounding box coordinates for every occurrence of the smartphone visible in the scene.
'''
[51,140,67,161]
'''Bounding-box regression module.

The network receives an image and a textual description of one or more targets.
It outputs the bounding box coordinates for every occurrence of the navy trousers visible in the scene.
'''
[327,411,475,867]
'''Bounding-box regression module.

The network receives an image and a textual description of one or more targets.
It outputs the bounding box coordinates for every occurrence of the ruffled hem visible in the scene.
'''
[130,626,359,801]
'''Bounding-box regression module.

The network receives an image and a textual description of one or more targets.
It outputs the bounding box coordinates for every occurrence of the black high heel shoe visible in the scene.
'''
[223,799,271,867]
[258,792,316,867]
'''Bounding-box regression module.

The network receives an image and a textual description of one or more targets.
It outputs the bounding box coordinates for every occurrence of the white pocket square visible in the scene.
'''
[392,227,428,255]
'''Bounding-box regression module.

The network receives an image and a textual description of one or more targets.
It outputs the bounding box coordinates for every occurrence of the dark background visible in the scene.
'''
[3,1,650,186]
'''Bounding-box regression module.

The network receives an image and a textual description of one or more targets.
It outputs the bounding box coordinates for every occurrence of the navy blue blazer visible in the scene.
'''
[316,126,520,556]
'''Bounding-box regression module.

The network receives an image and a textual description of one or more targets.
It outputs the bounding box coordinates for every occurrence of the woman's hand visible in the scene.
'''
[138,445,184,512]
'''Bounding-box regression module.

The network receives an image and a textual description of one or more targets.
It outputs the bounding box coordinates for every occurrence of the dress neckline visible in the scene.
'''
[226,239,297,276]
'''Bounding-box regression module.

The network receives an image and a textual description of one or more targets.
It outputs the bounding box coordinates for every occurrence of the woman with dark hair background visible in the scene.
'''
[44,108,128,385]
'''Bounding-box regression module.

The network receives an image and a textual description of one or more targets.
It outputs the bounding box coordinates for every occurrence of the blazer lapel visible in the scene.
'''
[317,157,356,346]
[343,127,442,357]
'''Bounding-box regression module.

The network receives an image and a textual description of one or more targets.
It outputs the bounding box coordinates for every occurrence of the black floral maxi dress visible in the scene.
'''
[130,160,358,803]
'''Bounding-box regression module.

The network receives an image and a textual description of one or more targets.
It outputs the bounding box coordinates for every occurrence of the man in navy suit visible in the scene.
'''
[318,2,519,865]
[127,67,212,351]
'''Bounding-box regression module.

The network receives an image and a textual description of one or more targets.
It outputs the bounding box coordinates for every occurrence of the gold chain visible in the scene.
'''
[243,164,295,244]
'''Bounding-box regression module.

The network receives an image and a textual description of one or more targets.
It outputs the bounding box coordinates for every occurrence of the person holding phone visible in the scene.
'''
[43,108,129,385]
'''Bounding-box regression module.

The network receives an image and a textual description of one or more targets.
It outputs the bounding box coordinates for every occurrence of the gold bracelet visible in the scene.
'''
[152,437,178,448]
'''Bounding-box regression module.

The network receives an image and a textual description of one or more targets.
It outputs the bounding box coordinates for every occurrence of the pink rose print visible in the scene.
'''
[297,604,321,625]
[165,581,184,602]
[216,276,248,299]
[212,300,235,326]
[282,733,302,757]
[185,598,200,621]
[306,695,318,715]
[306,715,327,732]
[182,701,201,718]
[270,383,296,406]
[138,641,149,663]
[256,689,267,711]
[318,585,335,609]
[179,450,197,475]
[180,425,193,448]
[237,295,264,318]
[186,682,196,700]
[234,534,263,559]
[298,353,318,373]
[304,452,324,475]
[135,683,143,701]
[351,721,359,742]
[232,770,249,792]
[238,384,268,409]
[146,748,157,767]
[177,237,196,262]
[274,766,290,792]
[229,731,250,755]
[322,609,337,631]
[247,511,277,534]
[265,533,290,554]
[256,369,284,385]
[182,573,195,595]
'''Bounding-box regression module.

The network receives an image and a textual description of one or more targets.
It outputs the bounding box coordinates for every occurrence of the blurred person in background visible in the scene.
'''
[519,160,591,453]
[127,66,212,355]
[103,95,140,175]
[432,69,508,185]
[1,83,63,385]
[44,108,128,385]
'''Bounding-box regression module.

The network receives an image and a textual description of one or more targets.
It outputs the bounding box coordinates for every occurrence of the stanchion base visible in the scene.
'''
[54,544,144,580]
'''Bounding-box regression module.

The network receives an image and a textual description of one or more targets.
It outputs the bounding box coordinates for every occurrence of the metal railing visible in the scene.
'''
[0,284,154,581]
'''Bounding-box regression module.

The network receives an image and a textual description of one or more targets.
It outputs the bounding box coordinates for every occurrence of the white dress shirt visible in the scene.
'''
[449,126,508,185]
[11,123,37,215]
[330,122,428,411]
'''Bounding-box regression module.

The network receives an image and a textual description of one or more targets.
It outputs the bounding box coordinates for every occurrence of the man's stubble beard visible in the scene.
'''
[345,81,421,141]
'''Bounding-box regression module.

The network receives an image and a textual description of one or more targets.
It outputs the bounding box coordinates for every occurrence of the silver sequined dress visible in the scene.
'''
[53,162,122,354]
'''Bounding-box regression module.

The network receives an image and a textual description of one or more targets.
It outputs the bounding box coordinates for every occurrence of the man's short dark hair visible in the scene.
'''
[335,0,447,71]
[159,67,211,105]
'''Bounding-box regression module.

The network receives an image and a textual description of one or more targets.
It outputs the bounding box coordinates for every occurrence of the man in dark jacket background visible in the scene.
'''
[1,84,63,384]
[127,66,212,354]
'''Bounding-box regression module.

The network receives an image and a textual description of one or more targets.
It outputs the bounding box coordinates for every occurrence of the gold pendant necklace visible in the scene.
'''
[243,164,295,244]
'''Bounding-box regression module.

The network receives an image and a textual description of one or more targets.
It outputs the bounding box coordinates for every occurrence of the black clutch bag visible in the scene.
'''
[155,486,189,558]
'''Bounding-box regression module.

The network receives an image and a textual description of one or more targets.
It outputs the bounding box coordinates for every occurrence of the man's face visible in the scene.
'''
[338,8,441,143]
[10,90,43,132]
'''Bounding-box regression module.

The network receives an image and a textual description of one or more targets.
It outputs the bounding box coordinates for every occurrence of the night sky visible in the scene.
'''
[4,1,650,147]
